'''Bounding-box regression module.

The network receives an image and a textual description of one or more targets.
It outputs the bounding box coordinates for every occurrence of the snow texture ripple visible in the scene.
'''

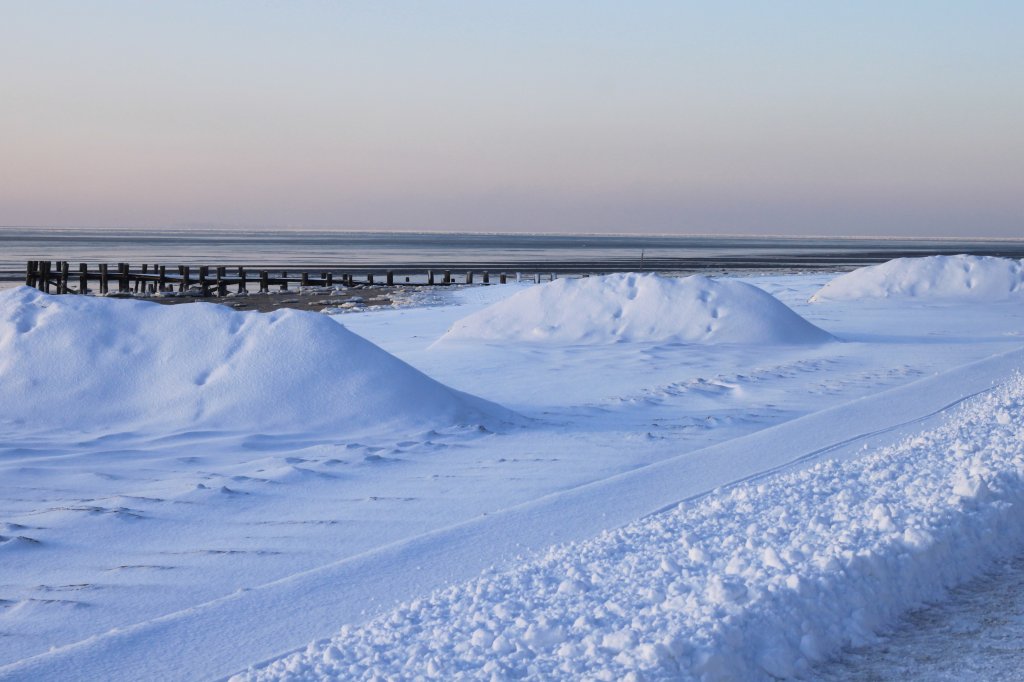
[239,373,1024,681]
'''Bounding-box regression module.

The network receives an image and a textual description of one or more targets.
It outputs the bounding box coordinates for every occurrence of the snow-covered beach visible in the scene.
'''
[2,257,1024,680]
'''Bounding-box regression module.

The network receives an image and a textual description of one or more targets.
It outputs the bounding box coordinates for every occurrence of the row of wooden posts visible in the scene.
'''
[25,261,549,296]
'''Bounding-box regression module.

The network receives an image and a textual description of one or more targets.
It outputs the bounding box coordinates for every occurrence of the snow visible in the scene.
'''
[2,272,1024,680]
[238,372,1024,680]
[810,255,1024,303]
[437,273,834,346]
[0,286,512,438]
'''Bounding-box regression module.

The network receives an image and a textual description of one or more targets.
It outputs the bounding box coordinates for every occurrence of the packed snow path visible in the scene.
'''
[239,372,1024,681]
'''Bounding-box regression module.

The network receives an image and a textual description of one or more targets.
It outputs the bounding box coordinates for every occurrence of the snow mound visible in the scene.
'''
[437,273,834,345]
[0,287,511,437]
[810,255,1024,303]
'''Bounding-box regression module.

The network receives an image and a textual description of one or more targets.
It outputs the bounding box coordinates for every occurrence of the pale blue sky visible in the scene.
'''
[1,1,1021,236]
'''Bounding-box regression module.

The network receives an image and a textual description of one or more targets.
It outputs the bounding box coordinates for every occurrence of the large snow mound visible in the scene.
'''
[810,254,1024,303]
[437,273,834,345]
[0,287,511,437]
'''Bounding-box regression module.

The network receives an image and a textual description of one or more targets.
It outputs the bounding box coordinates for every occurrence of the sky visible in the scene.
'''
[1,1,1021,237]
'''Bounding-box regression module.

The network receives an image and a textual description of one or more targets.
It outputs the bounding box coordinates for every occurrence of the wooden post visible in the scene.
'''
[216,266,227,296]
[120,263,130,292]
[60,261,70,294]
[237,267,247,294]
[99,263,109,294]
[260,270,269,293]
[428,270,435,285]
[158,265,167,292]
[79,263,88,294]
[198,266,210,296]
[482,271,489,284]
[443,270,451,285]
[500,272,507,284]
[280,271,288,291]
[25,261,36,287]
[367,273,374,285]
[325,272,333,287]
[300,272,310,287]
[466,271,473,284]
[39,261,51,292]
[179,265,189,293]
[386,271,394,285]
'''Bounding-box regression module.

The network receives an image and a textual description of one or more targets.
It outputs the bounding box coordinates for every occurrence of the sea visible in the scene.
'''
[3,227,1023,282]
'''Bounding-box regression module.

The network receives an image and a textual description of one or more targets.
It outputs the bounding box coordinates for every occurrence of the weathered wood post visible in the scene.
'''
[99,264,109,294]
[78,263,88,294]
[280,271,288,291]
[198,266,210,296]
[38,261,51,292]
[119,263,130,292]
[367,273,374,285]
[443,270,451,285]
[386,271,394,285]
[60,261,70,293]
[466,271,474,284]
[482,271,489,284]
[237,267,247,294]
[500,272,507,284]
[158,265,167,292]
[216,266,227,296]
[325,272,333,287]
[428,270,435,285]
[178,265,189,293]
[25,261,36,287]
[259,270,269,293]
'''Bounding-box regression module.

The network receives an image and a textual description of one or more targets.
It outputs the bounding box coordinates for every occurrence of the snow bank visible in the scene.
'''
[240,373,1024,681]
[810,255,1024,302]
[0,287,511,437]
[437,273,834,345]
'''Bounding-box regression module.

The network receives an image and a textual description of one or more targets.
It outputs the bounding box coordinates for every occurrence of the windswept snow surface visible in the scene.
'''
[241,374,1024,681]
[3,273,1024,679]
[0,286,510,438]
[437,273,834,345]
[810,255,1024,303]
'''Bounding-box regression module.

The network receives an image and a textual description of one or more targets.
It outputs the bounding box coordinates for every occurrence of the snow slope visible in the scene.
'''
[240,370,1024,681]
[437,273,834,345]
[0,287,511,439]
[3,274,1024,680]
[810,255,1024,303]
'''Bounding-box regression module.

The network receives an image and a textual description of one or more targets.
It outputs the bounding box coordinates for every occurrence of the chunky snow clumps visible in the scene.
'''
[0,287,512,437]
[437,273,834,345]
[239,374,1024,681]
[810,254,1024,303]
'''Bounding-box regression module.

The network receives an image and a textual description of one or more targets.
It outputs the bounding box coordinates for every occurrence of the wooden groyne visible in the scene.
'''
[24,261,555,296]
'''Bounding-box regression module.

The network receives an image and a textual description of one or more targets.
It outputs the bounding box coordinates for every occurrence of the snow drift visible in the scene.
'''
[810,254,1024,303]
[242,372,1024,681]
[437,273,834,345]
[0,287,512,437]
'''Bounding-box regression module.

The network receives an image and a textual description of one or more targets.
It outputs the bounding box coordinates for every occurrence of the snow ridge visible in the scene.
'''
[239,374,1024,681]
